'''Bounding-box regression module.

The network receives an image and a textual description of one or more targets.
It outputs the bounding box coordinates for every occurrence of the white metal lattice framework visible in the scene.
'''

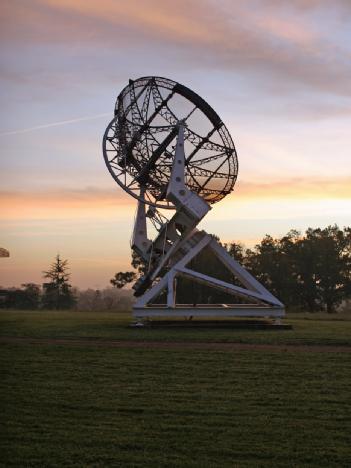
[102,77,285,321]
[130,123,284,320]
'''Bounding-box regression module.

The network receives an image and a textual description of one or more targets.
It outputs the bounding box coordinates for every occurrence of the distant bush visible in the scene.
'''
[75,287,134,311]
[0,285,134,312]
[0,283,41,310]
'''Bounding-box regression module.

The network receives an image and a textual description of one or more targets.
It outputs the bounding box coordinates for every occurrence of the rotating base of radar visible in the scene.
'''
[103,77,285,322]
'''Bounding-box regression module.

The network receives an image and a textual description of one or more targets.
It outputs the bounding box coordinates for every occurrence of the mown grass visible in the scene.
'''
[1,309,351,347]
[1,342,351,467]
[1,311,351,467]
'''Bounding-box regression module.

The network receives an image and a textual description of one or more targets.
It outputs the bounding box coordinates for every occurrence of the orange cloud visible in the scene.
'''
[235,177,351,200]
[0,189,134,220]
[2,177,350,222]
[43,0,209,37]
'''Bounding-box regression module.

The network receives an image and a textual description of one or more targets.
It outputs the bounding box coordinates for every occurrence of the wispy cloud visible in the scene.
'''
[2,0,351,95]
[0,113,110,137]
[263,0,351,13]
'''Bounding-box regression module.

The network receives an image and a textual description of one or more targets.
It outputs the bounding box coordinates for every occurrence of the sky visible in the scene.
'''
[0,0,350,288]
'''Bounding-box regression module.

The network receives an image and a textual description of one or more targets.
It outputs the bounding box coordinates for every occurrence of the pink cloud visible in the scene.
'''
[2,0,350,95]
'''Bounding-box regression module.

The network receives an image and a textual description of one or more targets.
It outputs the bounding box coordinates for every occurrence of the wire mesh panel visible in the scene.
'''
[103,76,238,209]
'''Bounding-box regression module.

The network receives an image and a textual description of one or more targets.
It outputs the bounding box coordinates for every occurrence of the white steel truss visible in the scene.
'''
[131,123,285,320]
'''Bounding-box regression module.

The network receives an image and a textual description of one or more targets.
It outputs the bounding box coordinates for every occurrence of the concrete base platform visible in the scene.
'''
[131,319,292,330]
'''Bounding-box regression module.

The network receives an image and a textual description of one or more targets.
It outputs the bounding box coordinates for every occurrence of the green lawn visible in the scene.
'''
[1,311,351,467]
[1,310,351,346]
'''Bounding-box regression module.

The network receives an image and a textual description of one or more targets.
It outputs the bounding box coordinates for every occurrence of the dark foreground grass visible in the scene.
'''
[1,311,351,467]
[1,310,351,347]
[1,342,350,467]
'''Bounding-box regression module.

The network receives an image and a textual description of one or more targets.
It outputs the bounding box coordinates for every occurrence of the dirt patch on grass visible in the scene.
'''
[1,336,350,353]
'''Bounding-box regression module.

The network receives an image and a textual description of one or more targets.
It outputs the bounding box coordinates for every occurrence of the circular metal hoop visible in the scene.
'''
[103,76,238,209]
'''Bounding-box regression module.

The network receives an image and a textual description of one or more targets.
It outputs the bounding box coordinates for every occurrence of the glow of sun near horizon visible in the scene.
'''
[1,0,350,288]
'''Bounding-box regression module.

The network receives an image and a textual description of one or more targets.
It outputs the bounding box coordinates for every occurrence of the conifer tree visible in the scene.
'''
[42,254,76,309]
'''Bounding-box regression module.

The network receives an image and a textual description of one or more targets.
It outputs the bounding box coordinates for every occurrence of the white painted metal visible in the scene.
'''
[133,307,284,318]
[131,187,151,260]
[209,240,282,303]
[167,272,176,308]
[132,123,285,320]
[167,123,211,221]
[176,266,282,306]
[134,273,169,307]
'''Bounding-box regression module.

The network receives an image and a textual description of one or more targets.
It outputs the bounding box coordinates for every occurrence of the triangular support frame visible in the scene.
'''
[133,232,284,319]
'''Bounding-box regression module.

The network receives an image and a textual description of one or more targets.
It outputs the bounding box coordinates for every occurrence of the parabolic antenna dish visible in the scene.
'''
[0,248,10,258]
[103,76,238,209]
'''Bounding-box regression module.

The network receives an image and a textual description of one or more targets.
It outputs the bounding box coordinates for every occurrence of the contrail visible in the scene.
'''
[0,113,111,137]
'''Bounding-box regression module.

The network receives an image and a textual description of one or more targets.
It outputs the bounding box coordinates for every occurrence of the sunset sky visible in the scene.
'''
[1,0,350,288]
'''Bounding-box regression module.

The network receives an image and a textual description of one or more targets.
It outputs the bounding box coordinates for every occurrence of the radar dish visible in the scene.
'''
[103,76,238,209]
[0,248,9,258]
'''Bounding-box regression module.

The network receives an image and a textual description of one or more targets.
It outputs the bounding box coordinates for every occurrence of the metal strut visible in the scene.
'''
[131,122,285,320]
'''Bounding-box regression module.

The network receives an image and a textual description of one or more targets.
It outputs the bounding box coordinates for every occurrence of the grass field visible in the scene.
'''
[1,310,351,467]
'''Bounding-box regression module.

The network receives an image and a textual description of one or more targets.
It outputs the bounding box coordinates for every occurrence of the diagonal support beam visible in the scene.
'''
[131,187,152,260]
[176,266,282,307]
[209,239,283,305]
[134,273,169,308]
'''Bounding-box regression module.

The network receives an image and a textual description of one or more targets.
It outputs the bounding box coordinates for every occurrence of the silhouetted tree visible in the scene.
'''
[131,250,148,275]
[110,271,137,289]
[21,283,41,309]
[303,225,351,312]
[224,241,246,264]
[42,254,76,309]
[3,283,41,310]
[226,225,351,312]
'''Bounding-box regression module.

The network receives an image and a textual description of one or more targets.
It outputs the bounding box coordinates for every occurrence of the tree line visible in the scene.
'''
[111,225,351,313]
[1,255,75,310]
[2,225,350,312]
[227,225,350,312]
[1,254,133,311]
